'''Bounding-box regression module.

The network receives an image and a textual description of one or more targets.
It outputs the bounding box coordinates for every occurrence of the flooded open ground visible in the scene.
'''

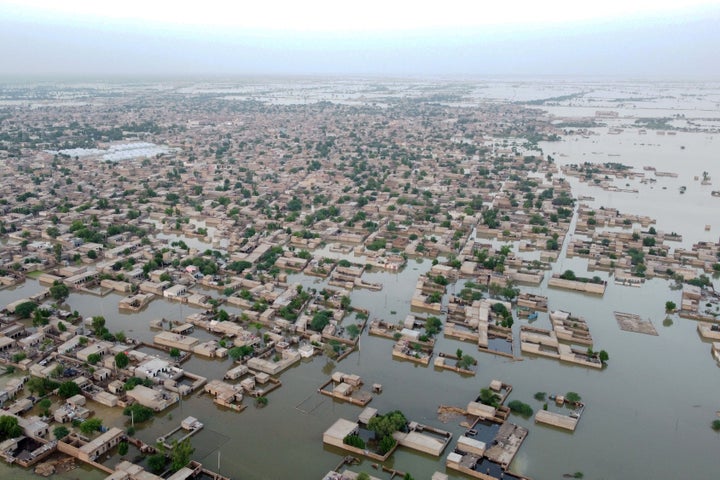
[1,80,719,480]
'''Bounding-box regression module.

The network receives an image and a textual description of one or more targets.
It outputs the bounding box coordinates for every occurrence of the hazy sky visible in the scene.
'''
[1,0,719,77]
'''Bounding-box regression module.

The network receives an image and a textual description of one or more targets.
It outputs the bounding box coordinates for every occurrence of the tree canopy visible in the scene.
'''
[310,310,333,332]
[115,352,130,369]
[79,418,103,435]
[171,438,195,472]
[367,410,407,439]
[0,416,23,441]
[50,280,70,302]
[14,301,38,319]
[53,425,70,440]
[27,377,59,396]
[58,381,81,399]
[123,404,154,423]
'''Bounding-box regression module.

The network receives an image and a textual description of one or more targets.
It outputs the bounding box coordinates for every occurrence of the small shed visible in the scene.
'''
[343,374,362,387]
[333,383,353,397]
[358,407,378,425]
[240,378,255,392]
[93,368,111,382]
[466,401,497,420]
[457,435,486,456]
[489,379,503,392]
[108,380,125,395]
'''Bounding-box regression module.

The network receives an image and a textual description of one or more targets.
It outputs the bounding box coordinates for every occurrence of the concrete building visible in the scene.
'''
[125,385,178,411]
[134,358,183,383]
[163,284,187,299]
[77,427,124,462]
[1,412,49,439]
[154,331,199,351]
[75,341,112,362]
[322,418,359,450]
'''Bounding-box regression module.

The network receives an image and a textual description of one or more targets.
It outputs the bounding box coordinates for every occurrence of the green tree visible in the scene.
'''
[507,400,534,417]
[27,377,59,396]
[340,295,351,310]
[58,381,81,399]
[118,441,129,456]
[378,435,396,455]
[147,453,167,473]
[53,243,62,261]
[599,350,609,364]
[310,310,333,332]
[368,410,407,439]
[38,398,52,416]
[170,438,194,472]
[12,352,27,363]
[32,309,48,327]
[343,434,366,449]
[479,388,501,407]
[0,416,23,441]
[91,316,107,337]
[51,364,65,378]
[457,354,475,370]
[53,425,70,440]
[560,269,577,281]
[427,292,442,304]
[170,348,181,359]
[228,345,254,360]
[346,324,360,339]
[565,392,582,403]
[665,301,676,313]
[50,281,70,302]
[433,275,448,286]
[115,352,130,369]
[425,316,442,336]
[79,418,103,435]
[228,260,252,273]
[287,197,303,211]
[123,404,154,423]
[14,301,38,319]
[87,353,101,365]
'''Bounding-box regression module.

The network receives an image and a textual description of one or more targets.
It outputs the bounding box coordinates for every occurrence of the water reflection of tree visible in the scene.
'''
[322,360,335,376]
